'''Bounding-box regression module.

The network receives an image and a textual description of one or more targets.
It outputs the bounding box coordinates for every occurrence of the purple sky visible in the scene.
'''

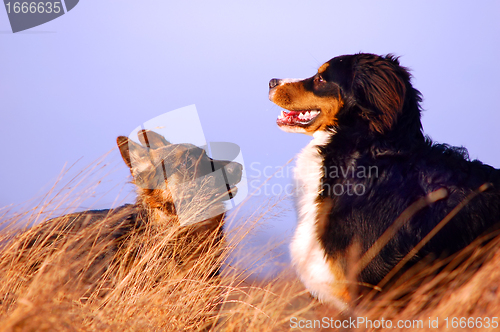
[1,1,500,271]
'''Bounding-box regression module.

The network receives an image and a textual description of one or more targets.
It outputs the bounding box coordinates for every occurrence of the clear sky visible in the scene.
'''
[1,1,500,271]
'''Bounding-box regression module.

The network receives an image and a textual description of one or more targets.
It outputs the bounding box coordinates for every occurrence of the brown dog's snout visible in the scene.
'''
[212,160,243,183]
[225,162,243,181]
[269,78,281,89]
[210,160,243,200]
[223,161,243,183]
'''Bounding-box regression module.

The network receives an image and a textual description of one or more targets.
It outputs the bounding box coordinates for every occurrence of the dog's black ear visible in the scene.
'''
[137,130,171,149]
[352,55,407,134]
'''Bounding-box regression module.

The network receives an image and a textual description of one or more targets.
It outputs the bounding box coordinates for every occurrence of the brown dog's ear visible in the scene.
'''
[138,130,170,149]
[117,136,133,168]
[353,56,407,134]
[117,136,152,173]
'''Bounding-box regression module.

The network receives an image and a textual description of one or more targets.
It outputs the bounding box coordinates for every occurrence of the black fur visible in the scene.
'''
[317,53,500,286]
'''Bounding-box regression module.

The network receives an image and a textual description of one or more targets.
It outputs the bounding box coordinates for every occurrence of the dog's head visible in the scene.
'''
[117,130,242,221]
[269,53,423,139]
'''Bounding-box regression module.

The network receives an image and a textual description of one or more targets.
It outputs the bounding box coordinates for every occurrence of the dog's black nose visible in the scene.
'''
[225,162,243,181]
[269,78,281,89]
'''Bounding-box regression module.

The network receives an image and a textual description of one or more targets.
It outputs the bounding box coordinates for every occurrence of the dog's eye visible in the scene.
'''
[315,75,325,83]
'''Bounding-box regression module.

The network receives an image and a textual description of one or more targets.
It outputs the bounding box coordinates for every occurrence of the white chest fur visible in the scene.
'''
[289,130,346,308]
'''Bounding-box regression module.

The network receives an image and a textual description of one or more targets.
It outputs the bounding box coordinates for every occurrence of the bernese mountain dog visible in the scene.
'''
[268,53,500,309]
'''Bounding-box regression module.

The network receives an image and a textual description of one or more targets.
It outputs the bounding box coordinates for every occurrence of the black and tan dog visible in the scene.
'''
[12,130,242,294]
[269,53,500,308]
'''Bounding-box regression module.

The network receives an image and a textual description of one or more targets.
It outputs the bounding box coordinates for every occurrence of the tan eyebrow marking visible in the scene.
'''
[318,62,329,74]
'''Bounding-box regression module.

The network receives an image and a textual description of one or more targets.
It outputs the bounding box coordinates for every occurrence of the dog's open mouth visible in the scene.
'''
[277,109,320,127]
[227,185,238,198]
[225,186,239,201]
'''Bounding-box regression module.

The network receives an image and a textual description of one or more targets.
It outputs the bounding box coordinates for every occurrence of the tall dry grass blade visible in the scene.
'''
[353,188,448,278]
[376,183,492,291]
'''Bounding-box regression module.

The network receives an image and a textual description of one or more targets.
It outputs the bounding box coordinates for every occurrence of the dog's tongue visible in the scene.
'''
[285,110,301,117]
[279,111,299,124]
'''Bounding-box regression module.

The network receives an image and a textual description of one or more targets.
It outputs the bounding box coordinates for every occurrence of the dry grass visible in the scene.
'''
[1,158,500,331]
[0,158,322,332]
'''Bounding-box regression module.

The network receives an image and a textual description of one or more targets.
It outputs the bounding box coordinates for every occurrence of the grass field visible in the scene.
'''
[1,158,499,331]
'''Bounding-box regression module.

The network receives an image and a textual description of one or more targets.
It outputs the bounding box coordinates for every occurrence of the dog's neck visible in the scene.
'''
[135,196,225,230]
[324,118,425,157]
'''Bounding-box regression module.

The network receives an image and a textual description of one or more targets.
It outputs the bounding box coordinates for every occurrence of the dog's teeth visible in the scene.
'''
[305,111,310,117]
[298,113,304,119]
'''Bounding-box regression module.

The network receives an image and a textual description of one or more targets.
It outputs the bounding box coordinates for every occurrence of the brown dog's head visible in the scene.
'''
[269,53,423,140]
[117,130,242,224]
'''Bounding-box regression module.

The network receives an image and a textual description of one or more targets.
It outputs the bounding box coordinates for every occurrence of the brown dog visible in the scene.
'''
[8,130,243,299]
